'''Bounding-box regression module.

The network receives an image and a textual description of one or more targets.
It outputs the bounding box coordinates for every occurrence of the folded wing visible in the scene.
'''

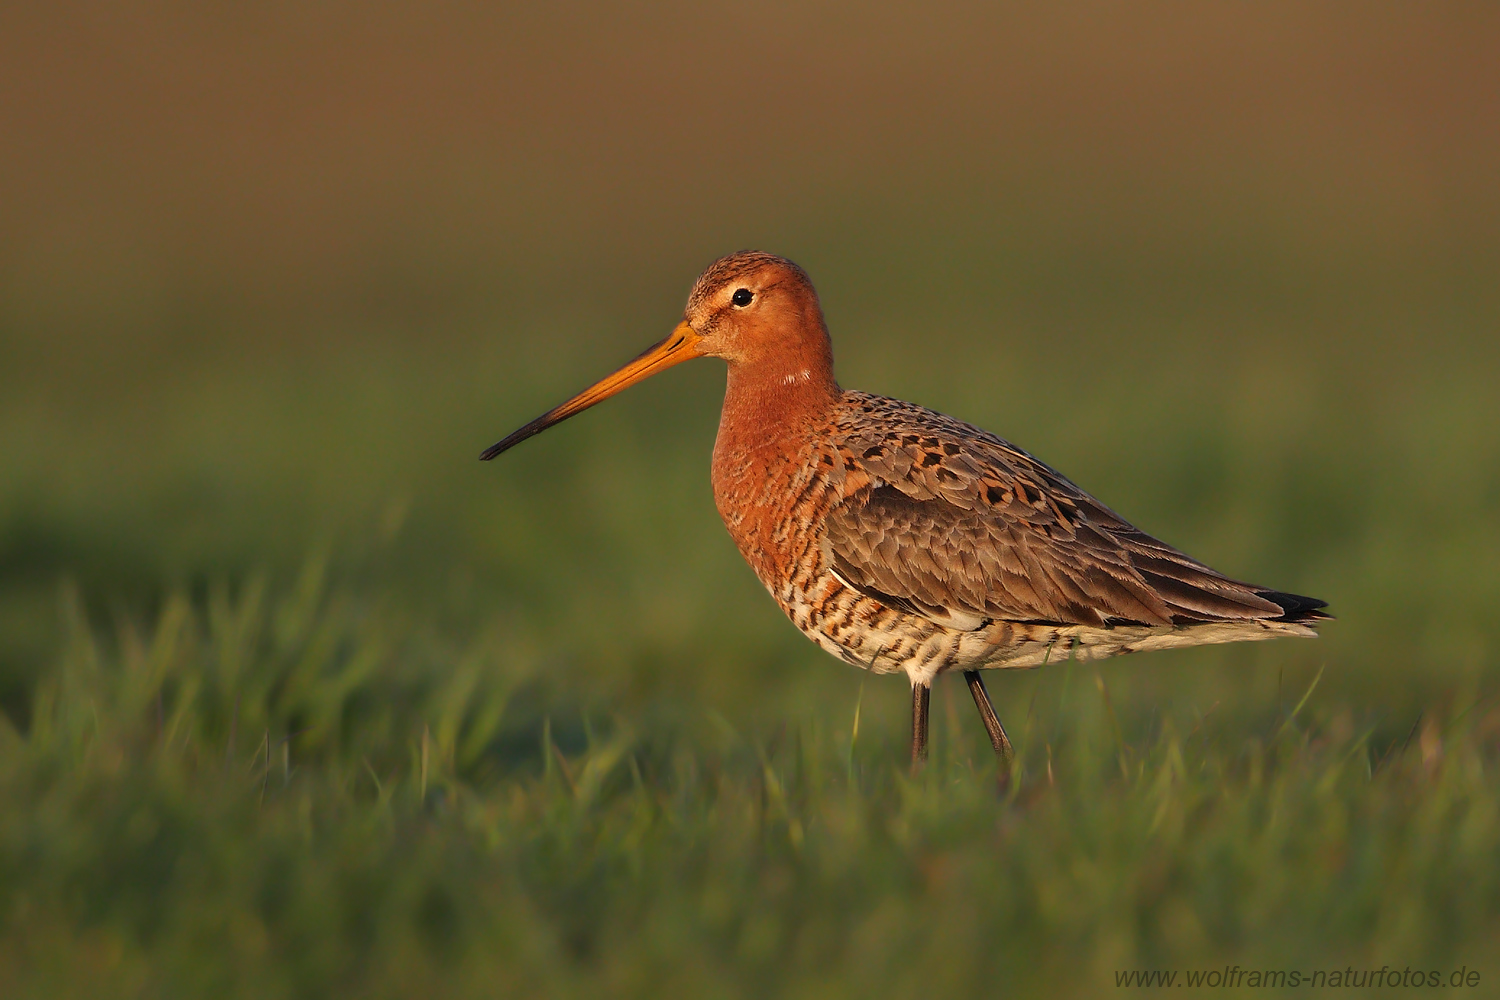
[824,393,1326,630]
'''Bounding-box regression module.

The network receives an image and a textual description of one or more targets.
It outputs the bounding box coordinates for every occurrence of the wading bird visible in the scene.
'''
[483,252,1328,773]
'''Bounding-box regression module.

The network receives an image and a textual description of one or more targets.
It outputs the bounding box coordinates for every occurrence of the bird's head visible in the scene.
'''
[682,251,829,367]
[481,251,832,460]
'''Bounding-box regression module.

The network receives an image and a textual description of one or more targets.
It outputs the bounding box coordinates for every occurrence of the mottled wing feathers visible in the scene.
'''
[824,392,1323,630]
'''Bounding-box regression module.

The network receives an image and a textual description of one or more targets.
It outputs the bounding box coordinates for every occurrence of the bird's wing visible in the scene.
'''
[822,393,1290,629]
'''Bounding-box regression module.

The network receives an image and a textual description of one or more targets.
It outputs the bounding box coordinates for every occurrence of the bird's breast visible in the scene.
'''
[710,425,861,599]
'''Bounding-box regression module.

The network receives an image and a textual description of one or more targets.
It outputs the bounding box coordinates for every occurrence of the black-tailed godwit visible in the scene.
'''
[483,252,1329,772]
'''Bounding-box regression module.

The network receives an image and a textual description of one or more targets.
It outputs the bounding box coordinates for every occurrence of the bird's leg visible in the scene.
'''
[910,683,931,773]
[964,670,1014,785]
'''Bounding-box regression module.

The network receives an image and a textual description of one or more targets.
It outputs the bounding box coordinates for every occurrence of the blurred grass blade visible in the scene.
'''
[1276,663,1326,740]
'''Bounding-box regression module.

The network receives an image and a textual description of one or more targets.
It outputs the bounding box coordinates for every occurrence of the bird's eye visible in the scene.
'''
[731,288,753,307]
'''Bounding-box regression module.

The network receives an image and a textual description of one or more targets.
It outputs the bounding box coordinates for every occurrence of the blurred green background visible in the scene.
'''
[2,3,1498,997]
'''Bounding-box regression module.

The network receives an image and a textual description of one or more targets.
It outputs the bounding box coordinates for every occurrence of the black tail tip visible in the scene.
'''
[1258,590,1332,623]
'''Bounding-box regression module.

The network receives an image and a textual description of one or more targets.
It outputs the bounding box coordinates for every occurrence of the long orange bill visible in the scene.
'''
[480,321,704,460]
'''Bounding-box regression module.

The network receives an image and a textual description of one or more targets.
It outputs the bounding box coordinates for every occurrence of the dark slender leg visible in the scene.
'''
[910,683,931,772]
[964,671,1014,780]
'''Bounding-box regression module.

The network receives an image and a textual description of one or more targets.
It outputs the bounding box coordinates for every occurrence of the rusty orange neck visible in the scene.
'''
[714,328,838,459]
[710,330,841,574]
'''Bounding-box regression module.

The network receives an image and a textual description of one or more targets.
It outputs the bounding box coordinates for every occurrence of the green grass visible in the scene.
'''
[1,567,1496,998]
